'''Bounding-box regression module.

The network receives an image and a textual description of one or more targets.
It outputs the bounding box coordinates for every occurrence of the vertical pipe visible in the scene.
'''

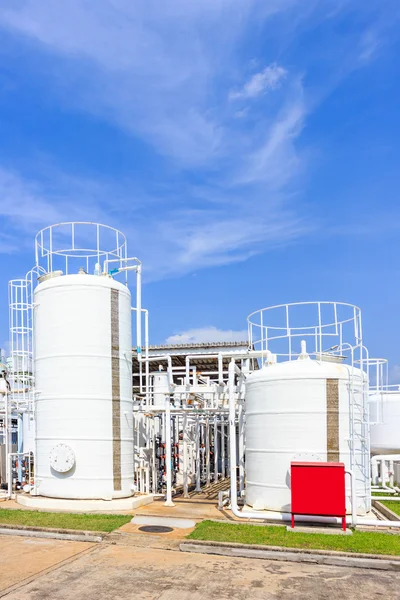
[195,418,201,492]
[17,414,23,482]
[389,460,394,488]
[371,460,378,485]
[214,417,219,483]
[238,400,245,494]
[136,264,142,358]
[144,310,150,405]
[164,395,174,506]
[221,420,226,480]
[183,413,189,498]
[5,391,10,498]
[218,354,223,385]
[205,417,210,487]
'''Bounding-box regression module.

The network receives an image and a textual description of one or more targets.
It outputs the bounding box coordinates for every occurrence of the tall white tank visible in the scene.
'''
[245,356,370,515]
[369,388,400,455]
[34,273,134,499]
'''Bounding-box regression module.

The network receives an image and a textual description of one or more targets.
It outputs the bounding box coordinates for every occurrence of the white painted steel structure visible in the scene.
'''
[7,225,400,528]
[34,273,133,499]
[246,302,371,516]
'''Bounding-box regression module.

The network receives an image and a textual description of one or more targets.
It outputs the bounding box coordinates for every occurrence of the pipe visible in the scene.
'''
[214,417,219,483]
[164,395,174,506]
[4,391,10,498]
[238,399,245,495]
[218,354,223,385]
[136,263,142,359]
[371,496,400,501]
[371,455,400,493]
[227,359,400,529]
[183,413,189,498]
[195,419,201,492]
[205,417,210,487]
[221,420,226,480]
[346,469,357,527]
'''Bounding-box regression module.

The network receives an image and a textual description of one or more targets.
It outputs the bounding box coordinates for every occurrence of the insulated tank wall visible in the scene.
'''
[369,390,400,454]
[34,273,134,499]
[245,358,370,515]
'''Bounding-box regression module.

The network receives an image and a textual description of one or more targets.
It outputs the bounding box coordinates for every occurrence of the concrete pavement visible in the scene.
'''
[1,533,399,599]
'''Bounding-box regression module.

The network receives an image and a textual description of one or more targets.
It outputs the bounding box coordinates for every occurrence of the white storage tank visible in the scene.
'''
[245,353,370,515]
[369,387,400,455]
[34,272,134,499]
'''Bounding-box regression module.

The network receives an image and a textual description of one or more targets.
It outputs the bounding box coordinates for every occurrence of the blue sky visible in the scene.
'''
[0,1,400,376]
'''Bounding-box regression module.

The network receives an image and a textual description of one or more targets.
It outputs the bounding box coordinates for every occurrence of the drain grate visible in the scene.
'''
[138,525,174,534]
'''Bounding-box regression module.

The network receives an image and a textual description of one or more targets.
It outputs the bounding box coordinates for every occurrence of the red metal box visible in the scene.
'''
[290,462,346,530]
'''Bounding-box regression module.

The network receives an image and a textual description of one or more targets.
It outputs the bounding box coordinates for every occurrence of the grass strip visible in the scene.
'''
[380,501,400,517]
[0,508,131,532]
[188,520,400,556]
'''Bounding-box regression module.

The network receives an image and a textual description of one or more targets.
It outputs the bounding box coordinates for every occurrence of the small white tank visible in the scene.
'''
[245,354,370,515]
[34,273,133,499]
[369,388,400,454]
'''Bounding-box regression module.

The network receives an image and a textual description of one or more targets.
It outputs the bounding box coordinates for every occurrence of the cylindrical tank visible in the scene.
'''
[369,388,400,455]
[245,356,370,515]
[34,273,133,499]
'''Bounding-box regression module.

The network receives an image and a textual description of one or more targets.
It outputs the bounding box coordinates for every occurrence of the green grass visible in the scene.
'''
[0,509,131,532]
[380,501,400,517]
[188,520,400,556]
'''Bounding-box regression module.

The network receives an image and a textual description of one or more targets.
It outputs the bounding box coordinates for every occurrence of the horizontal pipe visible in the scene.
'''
[372,496,400,501]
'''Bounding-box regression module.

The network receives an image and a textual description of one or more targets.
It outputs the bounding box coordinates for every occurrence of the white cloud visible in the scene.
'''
[0,1,294,166]
[237,91,305,185]
[0,166,116,250]
[359,31,380,62]
[230,63,287,100]
[0,163,311,280]
[0,1,386,279]
[166,326,248,345]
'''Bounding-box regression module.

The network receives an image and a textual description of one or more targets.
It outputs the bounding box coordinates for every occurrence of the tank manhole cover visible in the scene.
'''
[138,525,174,534]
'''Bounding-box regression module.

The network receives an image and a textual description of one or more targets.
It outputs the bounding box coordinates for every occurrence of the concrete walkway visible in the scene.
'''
[0,535,95,596]
[1,532,400,599]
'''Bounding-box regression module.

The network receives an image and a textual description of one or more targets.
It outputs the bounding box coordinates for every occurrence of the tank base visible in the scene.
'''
[16,493,154,513]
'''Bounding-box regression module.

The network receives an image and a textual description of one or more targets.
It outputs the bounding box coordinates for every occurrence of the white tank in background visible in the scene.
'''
[245,348,370,515]
[34,272,134,499]
[369,387,400,455]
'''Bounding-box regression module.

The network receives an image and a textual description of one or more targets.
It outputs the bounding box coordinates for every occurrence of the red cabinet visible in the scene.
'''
[290,462,347,530]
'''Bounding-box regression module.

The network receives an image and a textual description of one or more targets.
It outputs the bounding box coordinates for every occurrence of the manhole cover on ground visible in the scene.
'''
[138,525,174,534]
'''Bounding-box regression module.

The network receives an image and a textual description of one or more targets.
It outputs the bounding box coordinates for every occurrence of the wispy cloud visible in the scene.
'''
[0,1,294,167]
[0,1,395,280]
[229,63,287,100]
[358,30,381,63]
[166,326,248,345]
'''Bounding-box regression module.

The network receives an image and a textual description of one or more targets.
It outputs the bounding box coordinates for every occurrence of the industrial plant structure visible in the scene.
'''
[1,222,399,529]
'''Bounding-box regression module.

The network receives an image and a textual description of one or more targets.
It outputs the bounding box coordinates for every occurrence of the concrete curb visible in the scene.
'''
[180,540,400,571]
[373,500,400,522]
[0,524,103,543]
